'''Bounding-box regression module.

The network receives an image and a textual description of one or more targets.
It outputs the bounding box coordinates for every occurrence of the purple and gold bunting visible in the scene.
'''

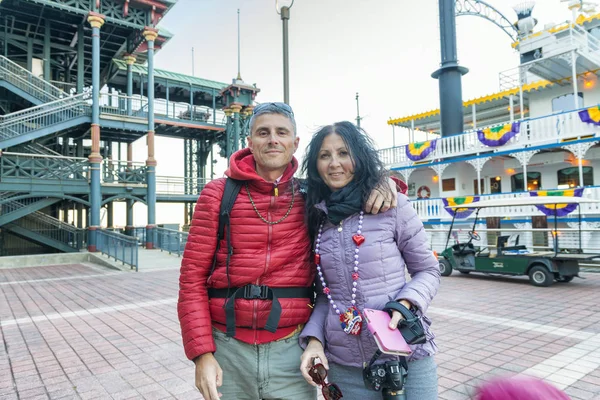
[477,122,520,147]
[578,105,600,126]
[405,139,437,161]
[443,196,480,218]
[530,188,584,216]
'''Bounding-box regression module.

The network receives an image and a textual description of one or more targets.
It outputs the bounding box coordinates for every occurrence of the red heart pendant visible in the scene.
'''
[314,254,321,265]
[352,234,365,246]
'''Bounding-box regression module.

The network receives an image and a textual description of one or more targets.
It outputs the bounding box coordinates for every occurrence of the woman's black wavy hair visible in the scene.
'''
[301,121,391,240]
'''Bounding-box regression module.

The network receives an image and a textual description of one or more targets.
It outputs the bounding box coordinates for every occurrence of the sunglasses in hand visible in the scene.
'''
[308,363,343,400]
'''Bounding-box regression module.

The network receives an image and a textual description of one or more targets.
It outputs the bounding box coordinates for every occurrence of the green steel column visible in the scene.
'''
[124,55,135,115]
[232,104,241,152]
[87,12,105,252]
[224,108,233,162]
[44,20,51,82]
[3,17,7,57]
[77,24,84,93]
[126,143,134,236]
[212,89,216,125]
[144,27,158,249]
[241,105,253,148]
[106,141,113,228]
[76,139,84,229]
[26,38,33,72]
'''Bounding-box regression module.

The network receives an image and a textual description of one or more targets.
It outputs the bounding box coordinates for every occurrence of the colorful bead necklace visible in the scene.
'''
[314,211,365,335]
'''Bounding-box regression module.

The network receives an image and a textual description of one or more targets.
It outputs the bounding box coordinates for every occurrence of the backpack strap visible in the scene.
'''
[210,178,243,277]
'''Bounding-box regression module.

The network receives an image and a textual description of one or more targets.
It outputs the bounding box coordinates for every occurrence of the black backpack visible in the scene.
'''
[210,178,243,283]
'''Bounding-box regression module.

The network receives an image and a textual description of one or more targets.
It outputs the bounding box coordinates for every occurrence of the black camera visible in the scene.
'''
[363,359,407,400]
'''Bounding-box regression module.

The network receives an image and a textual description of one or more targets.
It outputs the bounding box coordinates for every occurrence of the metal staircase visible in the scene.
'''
[0,55,67,104]
[0,93,90,148]
[0,197,62,226]
[0,196,85,252]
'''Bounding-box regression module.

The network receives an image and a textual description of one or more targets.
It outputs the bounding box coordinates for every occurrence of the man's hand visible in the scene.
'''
[300,338,329,387]
[195,353,223,399]
[365,178,398,214]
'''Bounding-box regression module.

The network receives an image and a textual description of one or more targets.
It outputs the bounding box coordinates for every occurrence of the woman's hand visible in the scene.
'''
[389,300,413,329]
[300,338,329,387]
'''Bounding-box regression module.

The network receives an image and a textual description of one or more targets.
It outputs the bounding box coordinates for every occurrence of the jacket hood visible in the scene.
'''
[225,148,298,183]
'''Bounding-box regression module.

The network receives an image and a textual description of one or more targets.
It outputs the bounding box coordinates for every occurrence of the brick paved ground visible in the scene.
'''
[1,255,599,399]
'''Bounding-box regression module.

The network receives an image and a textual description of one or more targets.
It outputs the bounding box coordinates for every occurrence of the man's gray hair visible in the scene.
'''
[249,102,297,136]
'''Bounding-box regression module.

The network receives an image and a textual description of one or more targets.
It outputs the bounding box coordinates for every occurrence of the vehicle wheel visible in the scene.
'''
[528,266,553,287]
[439,259,452,276]
[555,276,574,283]
[459,270,470,274]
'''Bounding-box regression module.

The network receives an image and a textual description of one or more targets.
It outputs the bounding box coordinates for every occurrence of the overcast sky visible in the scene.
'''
[123,0,578,226]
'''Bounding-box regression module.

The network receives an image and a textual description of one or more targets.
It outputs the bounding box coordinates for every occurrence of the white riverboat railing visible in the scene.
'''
[412,185,600,220]
[379,106,600,168]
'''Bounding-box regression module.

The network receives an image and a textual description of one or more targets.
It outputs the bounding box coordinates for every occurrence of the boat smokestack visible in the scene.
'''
[432,0,469,137]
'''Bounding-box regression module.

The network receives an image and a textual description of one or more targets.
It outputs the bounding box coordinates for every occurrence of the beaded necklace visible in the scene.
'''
[314,211,365,335]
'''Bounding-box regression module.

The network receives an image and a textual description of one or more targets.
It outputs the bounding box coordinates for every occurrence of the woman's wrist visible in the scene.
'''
[307,336,323,346]
[397,299,415,311]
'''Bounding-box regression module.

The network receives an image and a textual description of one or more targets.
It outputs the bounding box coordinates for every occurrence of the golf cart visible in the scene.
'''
[437,196,600,287]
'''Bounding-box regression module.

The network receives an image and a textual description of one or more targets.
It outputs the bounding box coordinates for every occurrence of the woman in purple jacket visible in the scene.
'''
[299,121,440,399]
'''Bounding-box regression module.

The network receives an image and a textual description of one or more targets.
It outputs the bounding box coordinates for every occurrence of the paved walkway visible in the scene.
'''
[1,250,599,399]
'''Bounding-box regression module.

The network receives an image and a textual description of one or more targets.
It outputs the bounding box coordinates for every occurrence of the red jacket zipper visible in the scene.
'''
[253,185,276,344]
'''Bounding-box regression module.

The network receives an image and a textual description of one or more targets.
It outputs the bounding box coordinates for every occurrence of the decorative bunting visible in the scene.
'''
[578,105,600,126]
[530,188,584,216]
[406,139,437,161]
[442,196,480,218]
[477,122,520,147]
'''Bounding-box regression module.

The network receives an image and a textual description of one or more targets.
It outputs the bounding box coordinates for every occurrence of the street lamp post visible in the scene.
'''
[276,0,294,104]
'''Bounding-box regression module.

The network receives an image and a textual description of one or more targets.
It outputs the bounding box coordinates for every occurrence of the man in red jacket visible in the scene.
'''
[178,103,404,400]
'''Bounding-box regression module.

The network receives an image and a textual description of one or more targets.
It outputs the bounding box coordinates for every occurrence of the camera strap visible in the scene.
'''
[365,350,408,372]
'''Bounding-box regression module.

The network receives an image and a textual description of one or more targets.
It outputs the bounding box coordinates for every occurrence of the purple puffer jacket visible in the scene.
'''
[299,194,440,368]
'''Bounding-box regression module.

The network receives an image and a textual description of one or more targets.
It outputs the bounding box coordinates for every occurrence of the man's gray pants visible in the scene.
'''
[212,328,317,400]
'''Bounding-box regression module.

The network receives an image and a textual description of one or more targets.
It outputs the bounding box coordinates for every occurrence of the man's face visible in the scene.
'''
[248,113,299,174]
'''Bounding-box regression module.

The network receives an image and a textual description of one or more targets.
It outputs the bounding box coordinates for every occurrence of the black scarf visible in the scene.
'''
[326,182,363,226]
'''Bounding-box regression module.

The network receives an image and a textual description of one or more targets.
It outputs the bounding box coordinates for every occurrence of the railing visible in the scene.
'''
[102,160,147,184]
[0,197,49,221]
[0,152,89,180]
[156,176,211,195]
[412,186,600,220]
[154,227,188,257]
[97,92,226,126]
[426,227,600,255]
[49,80,77,95]
[12,210,87,250]
[98,92,148,118]
[96,229,139,271]
[0,55,66,102]
[379,106,600,167]
[0,93,90,143]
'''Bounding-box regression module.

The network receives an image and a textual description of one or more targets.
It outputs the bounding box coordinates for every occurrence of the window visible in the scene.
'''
[511,172,542,192]
[442,178,455,192]
[473,179,485,195]
[490,176,502,194]
[552,92,583,113]
[557,167,594,187]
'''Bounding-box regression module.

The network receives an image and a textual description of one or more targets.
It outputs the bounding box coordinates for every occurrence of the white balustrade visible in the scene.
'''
[411,186,600,220]
[381,108,600,169]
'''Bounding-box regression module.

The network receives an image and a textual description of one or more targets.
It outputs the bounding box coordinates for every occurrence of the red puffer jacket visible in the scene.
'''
[178,148,314,360]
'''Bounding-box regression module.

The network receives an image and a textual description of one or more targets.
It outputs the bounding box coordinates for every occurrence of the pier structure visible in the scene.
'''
[0,0,258,255]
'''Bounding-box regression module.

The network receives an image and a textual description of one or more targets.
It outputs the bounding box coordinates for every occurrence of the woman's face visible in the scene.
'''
[317,133,355,192]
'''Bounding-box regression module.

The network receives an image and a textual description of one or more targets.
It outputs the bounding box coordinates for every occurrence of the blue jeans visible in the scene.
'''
[327,356,438,400]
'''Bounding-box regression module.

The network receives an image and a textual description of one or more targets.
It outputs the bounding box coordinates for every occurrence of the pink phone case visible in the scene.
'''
[363,308,412,356]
